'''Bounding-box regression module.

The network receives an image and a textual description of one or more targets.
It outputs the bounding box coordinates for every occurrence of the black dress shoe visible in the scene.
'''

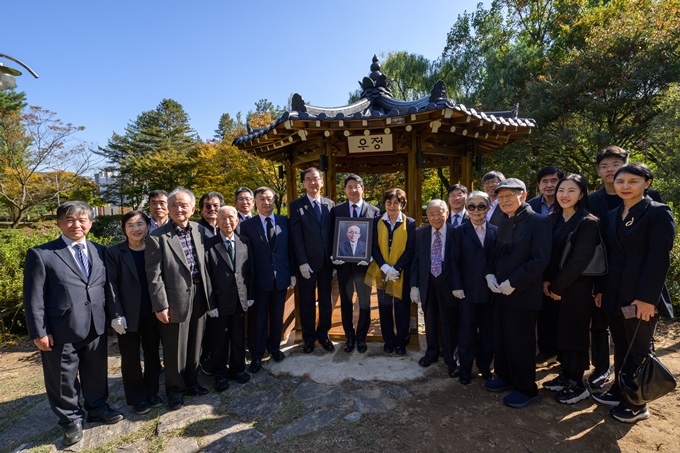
[187,384,209,396]
[357,340,368,353]
[383,344,395,354]
[302,343,315,353]
[481,371,493,381]
[459,374,471,385]
[148,395,164,408]
[62,420,83,447]
[394,346,406,356]
[418,356,437,367]
[321,338,335,352]
[134,401,151,415]
[229,371,251,384]
[344,338,355,353]
[200,359,214,376]
[169,397,184,411]
[215,377,230,392]
[270,350,286,362]
[448,365,460,378]
[248,359,262,373]
[87,407,124,425]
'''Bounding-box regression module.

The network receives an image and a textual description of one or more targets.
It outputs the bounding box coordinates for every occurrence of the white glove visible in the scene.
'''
[299,263,312,279]
[111,316,127,335]
[288,276,296,289]
[206,308,219,318]
[498,280,515,295]
[452,290,465,299]
[357,260,369,266]
[380,263,391,274]
[410,287,421,304]
[485,274,501,293]
[247,299,255,307]
[386,267,400,282]
[332,257,346,265]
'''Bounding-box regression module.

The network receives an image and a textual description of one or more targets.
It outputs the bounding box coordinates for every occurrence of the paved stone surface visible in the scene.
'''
[157,393,222,435]
[351,386,398,414]
[344,411,362,423]
[272,407,346,443]
[228,388,284,424]
[292,380,345,409]
[163,436,200,453]
[201,417,266,452]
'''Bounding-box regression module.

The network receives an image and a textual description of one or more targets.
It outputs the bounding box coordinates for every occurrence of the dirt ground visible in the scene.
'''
[1,322,679,453]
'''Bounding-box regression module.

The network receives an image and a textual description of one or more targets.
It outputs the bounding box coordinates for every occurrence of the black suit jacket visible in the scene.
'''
[105,241,148,331]
[600,197,675,317]
[450,221,498,304]
[289,195,335,272]
[239,214,294,291]
[24,238,108,344]
[527,195,554,216]
[489,202,505,226]
[447,210,469,227]
[410,225,456,308]
[589,187,663,228]
[204,233,253,315]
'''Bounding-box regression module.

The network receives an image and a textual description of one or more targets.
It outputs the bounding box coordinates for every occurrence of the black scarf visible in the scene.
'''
[492,202,534,260]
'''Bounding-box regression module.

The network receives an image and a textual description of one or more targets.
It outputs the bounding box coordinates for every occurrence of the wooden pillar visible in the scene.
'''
[406,133,423,226]
[461,141,474,190]
[324,137,336,201]
[284,160,302,341]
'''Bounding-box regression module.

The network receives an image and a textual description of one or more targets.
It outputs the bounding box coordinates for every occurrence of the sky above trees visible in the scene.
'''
[3,0,485,149]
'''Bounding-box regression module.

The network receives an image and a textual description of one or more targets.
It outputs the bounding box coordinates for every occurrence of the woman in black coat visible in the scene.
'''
[591,163,676,423]
[106,211,162,415]
[541,174,599,405]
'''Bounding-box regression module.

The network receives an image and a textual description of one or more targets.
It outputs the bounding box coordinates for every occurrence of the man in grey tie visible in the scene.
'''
[447,184,469,227]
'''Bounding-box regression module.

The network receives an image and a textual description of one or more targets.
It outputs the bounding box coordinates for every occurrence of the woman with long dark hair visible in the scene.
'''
[542,174,599,404]
[591,163,676,423]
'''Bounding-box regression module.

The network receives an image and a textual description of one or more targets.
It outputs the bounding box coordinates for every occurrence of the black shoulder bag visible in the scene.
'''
[558,220,608,276]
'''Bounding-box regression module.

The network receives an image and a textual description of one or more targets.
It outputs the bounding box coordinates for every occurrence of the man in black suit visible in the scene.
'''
[446,184,469,227]
[24,201,124,446]
[146,188,215,410]
[586,145,662,390]
[331,174,380,353]
[410,199,460,377]
[484,178,551,409]
[481,171,506,225]
[527,166,563,369]
[239,187,296,371]
[148,190,169,232]
[197,192,224,237]
[234,187,254,222]
[337,229,367,258]
[289,167,336,353]
[204,206,253,392]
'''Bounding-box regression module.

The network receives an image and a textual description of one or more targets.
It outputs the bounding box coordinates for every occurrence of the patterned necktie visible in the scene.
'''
[227,240,235,263]
[73,243,90,279]
[352,204,359,218]
[313,200,322,221]
[431,231,442,277]
[452,214,460,226]
[266,217,276,247]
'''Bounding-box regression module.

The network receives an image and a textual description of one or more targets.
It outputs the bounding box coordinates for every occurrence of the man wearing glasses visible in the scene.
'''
[481,171,506,225]
[234,187,255,222]
[197,192,224,238]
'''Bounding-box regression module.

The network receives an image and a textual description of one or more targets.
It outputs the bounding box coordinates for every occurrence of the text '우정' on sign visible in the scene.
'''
[347,134,393,154]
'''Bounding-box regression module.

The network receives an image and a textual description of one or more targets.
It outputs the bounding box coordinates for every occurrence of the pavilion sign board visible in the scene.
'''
[347,134,393,154]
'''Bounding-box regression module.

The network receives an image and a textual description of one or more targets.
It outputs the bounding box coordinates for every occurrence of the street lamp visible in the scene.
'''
[0,53,39,90]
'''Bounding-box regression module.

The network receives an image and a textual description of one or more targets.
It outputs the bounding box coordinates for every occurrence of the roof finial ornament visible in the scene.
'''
[370,54,382,82]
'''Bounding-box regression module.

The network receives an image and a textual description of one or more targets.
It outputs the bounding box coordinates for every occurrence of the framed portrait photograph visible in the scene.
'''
[332,217,374,264]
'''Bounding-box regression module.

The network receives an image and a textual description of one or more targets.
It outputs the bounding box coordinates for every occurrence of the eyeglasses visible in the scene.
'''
[204,203,220,209]
[236,197,253,202]
[304,177,322,183]
[598,163,623,171]
[467,204,488,211]
[483,179,500,186]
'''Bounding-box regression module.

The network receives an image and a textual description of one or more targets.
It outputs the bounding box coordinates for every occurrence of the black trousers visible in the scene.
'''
[337,264,372,341]
[458,300,493,376]
[209,305,246,377]
[377,288,410,348]
[158,285,207,400]
[41,323,109,427]
[117,314,161,405]
[493,300,539,397]
[423,273,459,367]
[250,284,287,359]
[590,306,611,373]
[298,264,333,345]
[537,295,559,356]
[608,313,658,411]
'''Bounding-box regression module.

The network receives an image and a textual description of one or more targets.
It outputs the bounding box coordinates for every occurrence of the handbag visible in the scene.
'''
[559,220,608,276]
[618,319,677,406]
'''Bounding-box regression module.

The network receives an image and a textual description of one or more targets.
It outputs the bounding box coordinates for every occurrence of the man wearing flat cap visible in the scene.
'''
[483,178,552,409]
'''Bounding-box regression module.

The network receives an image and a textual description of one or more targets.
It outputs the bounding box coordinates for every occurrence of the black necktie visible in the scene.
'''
[266,217,276,247]
[453,214,460,226]
[352,204,359,218]
[313,200,322,221]
[227,240,235,263]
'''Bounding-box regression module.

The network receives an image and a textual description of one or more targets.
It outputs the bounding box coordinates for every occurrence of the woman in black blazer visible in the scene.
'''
[365,188,416,355]
[541,174,599,405]
[591,163,676,423]
[450,191,498,385]
[106,211,162,415]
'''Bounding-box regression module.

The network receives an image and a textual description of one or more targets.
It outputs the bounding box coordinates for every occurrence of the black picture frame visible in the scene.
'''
[332,217,373,263]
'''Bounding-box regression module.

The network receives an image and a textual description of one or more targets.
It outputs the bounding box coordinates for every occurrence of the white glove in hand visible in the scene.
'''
[206,308,219,318]
[485,274,501,293]
[386,267,400,282]
[380,263,391,274]
[288,276,296,289]
[299,263,312,279]
[111,316,127,335]
[498,280,515,295]
[410,287,421,304]
[247,300,255,307]
[357,260,369,266]
[452,290,465,299]
[332,258,346,265]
